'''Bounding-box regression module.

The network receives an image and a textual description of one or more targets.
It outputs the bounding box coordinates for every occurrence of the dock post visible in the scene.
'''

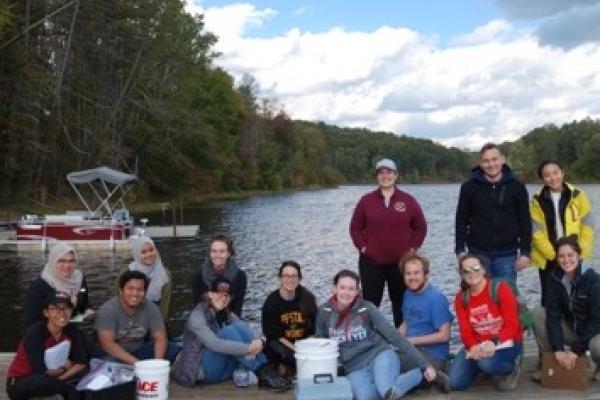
[171,200,177,238]
[42,221,47,252]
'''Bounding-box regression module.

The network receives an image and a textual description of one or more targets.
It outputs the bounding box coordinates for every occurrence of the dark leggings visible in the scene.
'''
[358,256,405,327]
[539,260,557,307]
[6,374,82,400]
[265,339,296,368]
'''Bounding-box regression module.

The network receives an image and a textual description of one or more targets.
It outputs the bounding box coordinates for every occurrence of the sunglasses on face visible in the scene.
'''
[461,264,483,274]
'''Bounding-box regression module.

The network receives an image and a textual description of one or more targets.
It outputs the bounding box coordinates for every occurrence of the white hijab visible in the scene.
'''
[128,235,169,302]
[41,242,83,306]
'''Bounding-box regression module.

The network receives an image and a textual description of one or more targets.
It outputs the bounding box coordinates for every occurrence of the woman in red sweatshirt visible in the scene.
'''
[448,253,522,391]
[349,158,427,327]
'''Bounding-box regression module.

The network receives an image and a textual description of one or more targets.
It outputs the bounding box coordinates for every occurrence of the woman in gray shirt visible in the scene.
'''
[316,269,441,400]
[173,276,288,391]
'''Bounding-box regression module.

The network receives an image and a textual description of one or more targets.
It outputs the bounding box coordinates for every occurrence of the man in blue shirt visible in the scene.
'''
[399,253,453,371]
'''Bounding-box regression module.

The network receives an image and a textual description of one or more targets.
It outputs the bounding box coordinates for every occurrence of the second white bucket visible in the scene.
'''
[294,338,339,380]
[134,359,170,400]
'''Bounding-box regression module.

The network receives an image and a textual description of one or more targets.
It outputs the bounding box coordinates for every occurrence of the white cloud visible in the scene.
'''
[187,1,600,149]
[293,6,309,16]
[451,19,514,46]
[185,1,277,51]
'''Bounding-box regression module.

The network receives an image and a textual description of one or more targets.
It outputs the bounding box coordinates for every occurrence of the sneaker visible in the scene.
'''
[256,363,291,392]
[531,370,541,382]
[497,356,522,391]
[248,370,258,385]
[434,370,451,393]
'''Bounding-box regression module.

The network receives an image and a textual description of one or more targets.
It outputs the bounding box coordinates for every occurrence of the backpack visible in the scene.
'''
[462,277,533,332]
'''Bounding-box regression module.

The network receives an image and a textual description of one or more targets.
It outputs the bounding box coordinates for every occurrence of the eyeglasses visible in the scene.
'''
[57,258,76,264]
[281,274,299,279]
[461,264,483,274]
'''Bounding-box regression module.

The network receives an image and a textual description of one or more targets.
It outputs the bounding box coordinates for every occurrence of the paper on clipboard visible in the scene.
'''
[44,340,71,370]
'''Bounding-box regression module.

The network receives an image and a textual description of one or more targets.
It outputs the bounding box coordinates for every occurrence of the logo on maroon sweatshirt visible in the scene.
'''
[393,201,406,212]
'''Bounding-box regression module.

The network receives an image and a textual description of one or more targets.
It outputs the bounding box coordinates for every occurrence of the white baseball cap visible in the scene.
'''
[375,158,397,172]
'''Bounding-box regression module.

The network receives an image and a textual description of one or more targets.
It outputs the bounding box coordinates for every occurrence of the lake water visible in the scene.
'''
[1,183,599,351]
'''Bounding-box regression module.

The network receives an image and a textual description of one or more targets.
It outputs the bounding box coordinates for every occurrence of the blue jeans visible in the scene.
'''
[134,341,180,363]
[201,320,267,383]
[346,348,422,400]
[470,248,517,281]
[448,343,521,391]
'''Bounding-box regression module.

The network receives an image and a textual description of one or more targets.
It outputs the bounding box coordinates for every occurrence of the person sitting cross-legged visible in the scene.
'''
[95,270,179,365]
[173,276,290,391]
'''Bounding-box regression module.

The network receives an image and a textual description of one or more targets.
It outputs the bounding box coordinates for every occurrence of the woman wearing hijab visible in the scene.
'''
[192,233,247,317]
[23,242,92,328]
[124,235,172,319]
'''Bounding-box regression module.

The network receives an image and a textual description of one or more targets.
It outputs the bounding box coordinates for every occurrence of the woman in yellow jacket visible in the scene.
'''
[531,160,594,305]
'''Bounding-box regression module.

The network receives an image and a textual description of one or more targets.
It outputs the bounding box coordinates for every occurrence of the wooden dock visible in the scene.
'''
[2,344,600,399]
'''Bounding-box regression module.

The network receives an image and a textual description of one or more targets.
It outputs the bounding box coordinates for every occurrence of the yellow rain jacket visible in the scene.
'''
[531,182,594,269]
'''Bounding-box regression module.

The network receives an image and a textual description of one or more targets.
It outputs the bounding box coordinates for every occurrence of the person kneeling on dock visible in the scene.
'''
[7,292,88,400]
[398,253,452,392]
[531,236,600,382]
[173,276,290,391]
[94,270,179,365]
[316,269,441,400]
[449,253,523,391]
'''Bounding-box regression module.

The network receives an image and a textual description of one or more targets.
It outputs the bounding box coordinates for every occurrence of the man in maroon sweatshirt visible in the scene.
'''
[349,158,427,327]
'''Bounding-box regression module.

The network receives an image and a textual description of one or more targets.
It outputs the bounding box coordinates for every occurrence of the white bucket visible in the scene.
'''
[134,359,170,400]
[294,338,339,380]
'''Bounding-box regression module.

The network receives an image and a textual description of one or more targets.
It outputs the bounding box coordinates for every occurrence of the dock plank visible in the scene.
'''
[1,349,598,399]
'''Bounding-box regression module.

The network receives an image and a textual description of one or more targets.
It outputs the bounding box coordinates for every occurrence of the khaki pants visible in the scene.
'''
[531,305,600,363]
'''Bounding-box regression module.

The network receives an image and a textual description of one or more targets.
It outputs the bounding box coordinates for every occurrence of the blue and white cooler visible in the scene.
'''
[294,338,352,400]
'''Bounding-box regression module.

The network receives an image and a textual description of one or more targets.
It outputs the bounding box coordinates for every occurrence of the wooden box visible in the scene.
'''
[540,352,588,391]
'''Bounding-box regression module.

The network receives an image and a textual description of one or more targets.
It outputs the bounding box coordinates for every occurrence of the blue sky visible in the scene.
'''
[186,0,600,148]
[200,0,501,42]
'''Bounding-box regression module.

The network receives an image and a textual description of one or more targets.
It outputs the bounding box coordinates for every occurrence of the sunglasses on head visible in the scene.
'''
[461,264,483,274]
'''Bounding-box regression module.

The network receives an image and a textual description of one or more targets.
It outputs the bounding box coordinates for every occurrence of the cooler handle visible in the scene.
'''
[313,373,334,384]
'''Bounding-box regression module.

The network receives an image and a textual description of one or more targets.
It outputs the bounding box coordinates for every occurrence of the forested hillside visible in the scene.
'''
[504,118,600,182]
[1,1,599,212]
[0,0,470,210]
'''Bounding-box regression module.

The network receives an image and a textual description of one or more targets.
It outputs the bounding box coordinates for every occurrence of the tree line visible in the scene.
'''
[1,1,599,212]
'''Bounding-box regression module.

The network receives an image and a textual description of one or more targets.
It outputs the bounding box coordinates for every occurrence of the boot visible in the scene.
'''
[256,363,291,392]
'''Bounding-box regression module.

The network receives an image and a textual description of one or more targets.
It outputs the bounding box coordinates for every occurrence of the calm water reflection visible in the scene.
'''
[1,184,599,351]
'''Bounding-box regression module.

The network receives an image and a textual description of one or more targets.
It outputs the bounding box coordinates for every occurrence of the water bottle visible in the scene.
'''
[233,366,250,388]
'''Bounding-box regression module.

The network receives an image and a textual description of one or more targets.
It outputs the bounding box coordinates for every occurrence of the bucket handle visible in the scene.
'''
[313,373,333,384]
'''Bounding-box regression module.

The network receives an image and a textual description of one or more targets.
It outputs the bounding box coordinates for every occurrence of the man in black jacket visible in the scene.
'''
[531,237,600,380]
[454,143,531,281]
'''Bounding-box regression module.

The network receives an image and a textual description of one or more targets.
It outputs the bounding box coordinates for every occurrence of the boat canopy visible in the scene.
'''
[66,166,137,217]
[67,166,137,185]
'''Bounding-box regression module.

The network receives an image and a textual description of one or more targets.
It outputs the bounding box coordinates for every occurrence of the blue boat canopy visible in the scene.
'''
[66,167,137,216]
[67,166,137,185]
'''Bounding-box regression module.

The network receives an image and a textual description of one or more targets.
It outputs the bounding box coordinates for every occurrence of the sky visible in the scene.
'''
[184,0,600,149]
